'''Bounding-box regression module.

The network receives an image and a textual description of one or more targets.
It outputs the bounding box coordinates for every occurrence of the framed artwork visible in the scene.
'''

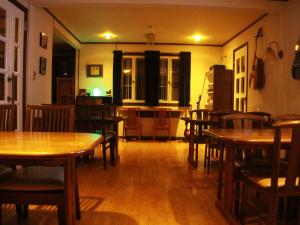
[86,64,103,77]
[40,32,48,49]
[39,57,47,75]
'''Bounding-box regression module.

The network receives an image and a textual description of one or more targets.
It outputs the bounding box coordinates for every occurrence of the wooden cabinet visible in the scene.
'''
[205,65,233,111]
[56,78,74,104]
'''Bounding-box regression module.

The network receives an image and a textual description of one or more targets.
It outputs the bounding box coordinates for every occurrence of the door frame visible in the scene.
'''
[233,42,249,112]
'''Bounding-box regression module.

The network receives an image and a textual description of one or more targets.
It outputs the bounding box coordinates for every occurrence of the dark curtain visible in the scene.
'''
[145,51,160,106]
[113,50,123,105]
[179,52,191,107]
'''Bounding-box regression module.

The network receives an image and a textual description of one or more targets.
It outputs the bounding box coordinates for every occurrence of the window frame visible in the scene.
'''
[121,55,179,104]
[122,56,145,104]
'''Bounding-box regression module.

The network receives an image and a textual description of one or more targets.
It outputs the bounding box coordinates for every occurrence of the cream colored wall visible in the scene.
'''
[222,0,300,115]
[78,44,222,108]
[26,5,53,104]
[26,5,81,105]
[78,44,222,137]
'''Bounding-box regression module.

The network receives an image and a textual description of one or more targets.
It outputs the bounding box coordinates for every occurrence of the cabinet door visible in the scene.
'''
[57,78,74,104]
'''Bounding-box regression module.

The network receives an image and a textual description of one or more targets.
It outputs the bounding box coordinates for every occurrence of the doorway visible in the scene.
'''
[52,33,76,104]
[0,1,24,130]
[233,42,248,112]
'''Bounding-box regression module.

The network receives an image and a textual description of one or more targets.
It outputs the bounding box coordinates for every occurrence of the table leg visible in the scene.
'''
[224,145,235,214]
[64,158,76,225]
[188,121,195,165]
[114,121,120,161]
[217,143,224,200]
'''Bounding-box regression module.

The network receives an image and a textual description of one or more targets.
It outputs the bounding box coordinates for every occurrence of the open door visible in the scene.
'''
[0,1,24,130]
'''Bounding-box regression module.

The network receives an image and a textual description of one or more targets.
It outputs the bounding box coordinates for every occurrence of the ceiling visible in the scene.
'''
[34,0,288,45]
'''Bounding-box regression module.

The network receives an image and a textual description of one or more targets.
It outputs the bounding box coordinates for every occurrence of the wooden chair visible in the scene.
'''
[153,108,171,141]
[247,111,272,128]
[204,110,240,173]
[76,104,116,169]
[240,120,300,225]
[123,108,141,141]
[0,104,16,131]
[221,113,268,214]
[271,114,300,123]
[189,109,211,167]
[0,104,81,224]
[0,104,16,176]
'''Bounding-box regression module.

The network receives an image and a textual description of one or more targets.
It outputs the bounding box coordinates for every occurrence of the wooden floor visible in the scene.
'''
[2,141,228,225]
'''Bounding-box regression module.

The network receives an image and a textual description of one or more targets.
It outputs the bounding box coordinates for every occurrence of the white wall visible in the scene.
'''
[26,5,53,104]
[222,0,300,115]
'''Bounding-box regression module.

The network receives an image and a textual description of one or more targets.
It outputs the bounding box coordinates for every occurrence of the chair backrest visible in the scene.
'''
[76,104,108,135]
[24,105,74,132]
[0,104,16,131]
[272,114,300,123]
[124,108,140,127]
[190,109,211,120]
[210,110,241,128]
[247,111,272,128]
[154,108,170,127]
[222,113,265,129]
[272,120,300,194]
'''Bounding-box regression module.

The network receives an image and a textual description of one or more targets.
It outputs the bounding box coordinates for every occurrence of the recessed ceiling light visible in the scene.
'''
[101,32,115,40]
[193,35,202,42]
[104,33,112,39]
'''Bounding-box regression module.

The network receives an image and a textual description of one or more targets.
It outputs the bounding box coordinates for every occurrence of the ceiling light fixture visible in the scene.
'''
[103,33,113,40]
[193,35,202,42]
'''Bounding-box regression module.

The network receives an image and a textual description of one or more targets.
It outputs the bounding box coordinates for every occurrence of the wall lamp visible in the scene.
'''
[292,39,300,79]
[265,41,283,60]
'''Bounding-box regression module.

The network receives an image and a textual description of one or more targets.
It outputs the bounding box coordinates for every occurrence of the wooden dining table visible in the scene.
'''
[203,128,291,225]
[0,131,103,225]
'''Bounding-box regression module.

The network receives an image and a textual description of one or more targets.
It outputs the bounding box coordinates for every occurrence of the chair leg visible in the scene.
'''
[102,144,107,169]
[234,179,241,217]
[138,126,141,141]
[0,203,2,225]
[204,144,208,169]
[16,204,23,218]
[195,143,199,167]
[110,139,115,165]
[207,146,211,174]
[75,176,81,220]
[240,181,248,225]
[123,127,125,142]
[57,205,65,225]
[23,204,28,219]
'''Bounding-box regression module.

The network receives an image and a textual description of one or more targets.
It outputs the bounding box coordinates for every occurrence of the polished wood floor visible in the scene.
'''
[2,141,228,225]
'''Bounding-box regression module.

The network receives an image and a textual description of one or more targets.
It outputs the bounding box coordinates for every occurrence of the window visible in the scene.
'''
[122,57,145,102]
[159,57,179,102]
[122,55,179,103]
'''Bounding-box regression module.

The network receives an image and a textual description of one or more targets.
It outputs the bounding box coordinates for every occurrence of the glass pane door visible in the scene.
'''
[0,1,24,130]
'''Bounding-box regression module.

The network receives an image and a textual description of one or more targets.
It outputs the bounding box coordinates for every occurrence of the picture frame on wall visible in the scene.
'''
[39,57,47,75]
[40,32,48,49]
[86,64,103,77]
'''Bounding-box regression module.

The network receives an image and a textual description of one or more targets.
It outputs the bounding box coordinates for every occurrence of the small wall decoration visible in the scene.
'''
[40,32,48,49]
[86,64,103,77]
[39,57,47,75]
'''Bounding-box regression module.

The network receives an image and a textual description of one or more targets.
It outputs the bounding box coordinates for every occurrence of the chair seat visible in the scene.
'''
[235,158,272,169]
[0,165,13,176]
[0,166,64,191]
[241,167,297,189]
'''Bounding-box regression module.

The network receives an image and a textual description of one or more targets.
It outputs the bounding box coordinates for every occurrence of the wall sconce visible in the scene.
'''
[292,40,300,79]
[265,41,283,60]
